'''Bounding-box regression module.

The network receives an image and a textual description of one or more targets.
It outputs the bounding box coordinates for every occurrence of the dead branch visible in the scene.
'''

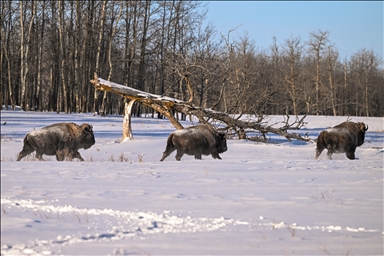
[90,73,313,142]
[184,74,193,103]
[281,114,308,131]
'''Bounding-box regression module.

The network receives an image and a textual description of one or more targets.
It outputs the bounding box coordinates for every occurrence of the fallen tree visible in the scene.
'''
[90,73,312,142]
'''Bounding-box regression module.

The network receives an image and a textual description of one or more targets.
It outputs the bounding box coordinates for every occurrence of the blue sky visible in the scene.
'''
[201,1,383,61]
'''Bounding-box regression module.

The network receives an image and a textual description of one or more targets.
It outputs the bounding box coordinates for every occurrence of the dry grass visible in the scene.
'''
[309,189,344,205]
[32,210,89,224]
[4,148,146,163]
[85,152,143,163]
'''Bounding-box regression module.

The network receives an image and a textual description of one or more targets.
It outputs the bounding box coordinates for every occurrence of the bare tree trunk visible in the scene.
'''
[58,1,68,113]
[122,99,136,141]
[101,3,122,115]
[343,62,348,115]
[355,79,360,116]
[81,1,95,113]
[19,1,36,110]
[315,53,320,115]
[326,46,338,116]
[1,0,13,109]
[36,0,45,112]
[365,75,369,117]
[135,0,151,117]
[123,2,132,87]
[364,52,376,117]
[19,1,25,109]
[49,67,53,111]
[2,43,14,109]
[329,72,337,116]
[74,1,82,113]
[93,0,107,114]
[283,37,302,115]
[308,30,329,115]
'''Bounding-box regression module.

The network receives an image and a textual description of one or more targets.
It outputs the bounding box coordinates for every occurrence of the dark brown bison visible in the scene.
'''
[315,121,368,160]
[17,122,95,161]
[160,124,227,161]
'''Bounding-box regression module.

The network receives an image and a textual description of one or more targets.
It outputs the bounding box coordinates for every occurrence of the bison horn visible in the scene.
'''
[365,125,368,131]
[82,123,92,132]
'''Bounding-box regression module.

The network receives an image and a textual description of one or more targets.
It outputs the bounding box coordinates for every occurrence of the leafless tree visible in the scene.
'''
[19,0,36,111]
[282,36,303,115]
[350,49,382,117]
[0,1,382,118]
[324,45,339,116]
[307,30,329,115]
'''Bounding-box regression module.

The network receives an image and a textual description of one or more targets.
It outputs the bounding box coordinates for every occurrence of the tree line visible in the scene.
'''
[1,0,383,117]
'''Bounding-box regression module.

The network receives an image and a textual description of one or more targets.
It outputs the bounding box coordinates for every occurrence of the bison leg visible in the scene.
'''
[210,149,222,160]
[211,153,222,159]
[326,150,333,160]
[160,136,176,162]
[315,143,326,159]
[56,149,84,161]
[55,153,64,161]
[315,148,324,159]
[72,151,85,161]
[17,148,34,161]
[194,154,202,160]
[175,150,184,161]
[160,153,169,161]
[34,151,46,161]
[346,151,356,160]
[17,138,36,161]
[160,149,175,161]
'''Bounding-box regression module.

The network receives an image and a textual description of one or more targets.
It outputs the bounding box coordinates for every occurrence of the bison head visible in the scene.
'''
[356,122,368,147]
[216,133,228,154]
[79,123,95,149]
[357,122,368,133]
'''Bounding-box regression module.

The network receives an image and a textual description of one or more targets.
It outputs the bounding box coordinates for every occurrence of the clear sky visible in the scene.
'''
[201,1,383,62]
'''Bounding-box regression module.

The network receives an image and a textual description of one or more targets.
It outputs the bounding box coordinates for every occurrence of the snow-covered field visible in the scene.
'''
[1,109,383,255]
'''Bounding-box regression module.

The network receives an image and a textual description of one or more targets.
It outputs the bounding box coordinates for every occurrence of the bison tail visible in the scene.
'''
[315,132,326,159]
[165,133,175,151]
[17,135,34,161]
[160,134,176,161]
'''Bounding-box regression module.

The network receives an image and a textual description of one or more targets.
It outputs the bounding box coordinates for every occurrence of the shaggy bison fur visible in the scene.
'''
[315,121,368,160]
[160,124,227,161]
[17,122,95,161]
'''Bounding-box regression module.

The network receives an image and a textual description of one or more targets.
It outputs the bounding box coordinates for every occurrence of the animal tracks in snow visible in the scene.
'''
[1,198,234,255]
[1,198,381,255]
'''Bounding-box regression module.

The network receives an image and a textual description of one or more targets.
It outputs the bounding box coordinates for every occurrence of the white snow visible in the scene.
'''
[1,109,383,255]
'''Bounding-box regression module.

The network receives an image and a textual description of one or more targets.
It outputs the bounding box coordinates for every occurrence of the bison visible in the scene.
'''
[315,121,368,160]
[160,124,227,161]
[17,122,95,161]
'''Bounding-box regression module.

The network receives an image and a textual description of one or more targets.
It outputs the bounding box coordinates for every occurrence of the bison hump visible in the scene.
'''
[174,128,199,136]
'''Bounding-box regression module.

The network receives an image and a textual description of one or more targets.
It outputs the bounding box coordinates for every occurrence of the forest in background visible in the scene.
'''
[1,0,383,117]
